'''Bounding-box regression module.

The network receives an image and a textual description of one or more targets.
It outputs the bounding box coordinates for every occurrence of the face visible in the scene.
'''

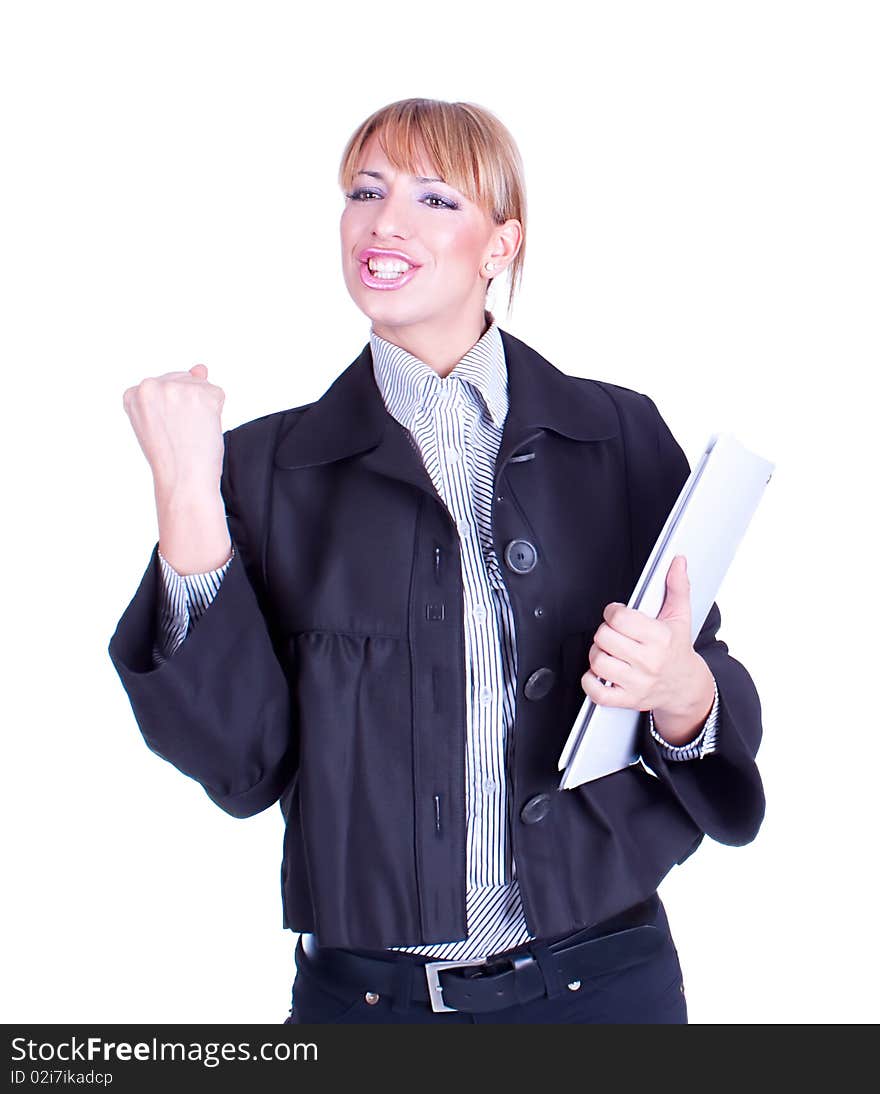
[340,133,513,341]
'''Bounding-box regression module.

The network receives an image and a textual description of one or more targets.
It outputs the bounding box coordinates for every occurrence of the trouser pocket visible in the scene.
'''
[286,964,369,1024]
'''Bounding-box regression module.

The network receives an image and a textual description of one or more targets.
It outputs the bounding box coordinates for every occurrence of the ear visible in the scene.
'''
[485,218,523,275]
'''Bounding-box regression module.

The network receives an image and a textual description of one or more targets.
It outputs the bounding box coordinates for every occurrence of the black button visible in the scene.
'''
[504,539,537,574]
[520,793,552,824]
[524,667,555,700]
[426,603,445,621]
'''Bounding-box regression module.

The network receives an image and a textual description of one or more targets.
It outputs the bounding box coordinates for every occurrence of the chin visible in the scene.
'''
[357,294,424,326]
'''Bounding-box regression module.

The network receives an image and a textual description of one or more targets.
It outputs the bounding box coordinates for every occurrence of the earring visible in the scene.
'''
[485,262,495,272]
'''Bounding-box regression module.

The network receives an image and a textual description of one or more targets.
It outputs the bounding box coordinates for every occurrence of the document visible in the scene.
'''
[557,431,775,791]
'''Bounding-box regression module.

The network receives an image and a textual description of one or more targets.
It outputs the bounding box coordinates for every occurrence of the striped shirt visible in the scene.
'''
[152,310,719,959]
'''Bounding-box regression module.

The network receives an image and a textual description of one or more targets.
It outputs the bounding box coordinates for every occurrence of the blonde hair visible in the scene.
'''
[338,98,527,317]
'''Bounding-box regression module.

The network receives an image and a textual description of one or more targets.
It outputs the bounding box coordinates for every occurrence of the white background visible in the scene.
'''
[2,0,877,1024]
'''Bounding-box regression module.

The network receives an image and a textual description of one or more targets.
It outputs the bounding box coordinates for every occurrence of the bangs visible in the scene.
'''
[339,100,513,224]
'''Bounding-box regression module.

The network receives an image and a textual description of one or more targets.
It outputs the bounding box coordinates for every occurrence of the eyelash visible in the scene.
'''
[346,187,459,210]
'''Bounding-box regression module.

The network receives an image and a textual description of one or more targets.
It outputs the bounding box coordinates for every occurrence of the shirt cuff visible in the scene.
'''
[648,672,719,760]
[158,545,235,621]
[155,545,236,665]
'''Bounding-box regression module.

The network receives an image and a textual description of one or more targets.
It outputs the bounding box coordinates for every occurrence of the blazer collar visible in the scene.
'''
[274,327,619,477]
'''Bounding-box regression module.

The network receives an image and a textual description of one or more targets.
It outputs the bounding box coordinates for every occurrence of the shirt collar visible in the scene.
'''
[369,310,508,431]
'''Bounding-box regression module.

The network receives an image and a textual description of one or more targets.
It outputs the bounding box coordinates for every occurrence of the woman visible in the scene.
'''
[110,98,765,1024]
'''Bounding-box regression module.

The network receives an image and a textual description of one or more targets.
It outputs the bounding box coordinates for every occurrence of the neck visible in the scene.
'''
[371,307,492,378]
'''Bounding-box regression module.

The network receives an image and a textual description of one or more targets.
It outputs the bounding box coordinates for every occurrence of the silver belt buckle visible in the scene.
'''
[424,957,488,1012]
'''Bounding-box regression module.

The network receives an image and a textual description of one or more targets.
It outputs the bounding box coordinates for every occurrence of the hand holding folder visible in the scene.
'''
[576,554,716,737]
[558,431,775,791]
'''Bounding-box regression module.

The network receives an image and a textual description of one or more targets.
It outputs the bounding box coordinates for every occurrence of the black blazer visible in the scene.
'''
[108,326,765,949]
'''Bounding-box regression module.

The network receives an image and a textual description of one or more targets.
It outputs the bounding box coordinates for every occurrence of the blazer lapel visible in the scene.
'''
[273,327,621,500]
[273,342,441,499]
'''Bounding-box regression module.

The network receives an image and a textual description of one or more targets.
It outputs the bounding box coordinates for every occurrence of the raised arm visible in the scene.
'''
[108,365,297,818]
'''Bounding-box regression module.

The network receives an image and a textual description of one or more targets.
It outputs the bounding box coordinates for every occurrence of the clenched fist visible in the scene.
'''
[122,363,226,492]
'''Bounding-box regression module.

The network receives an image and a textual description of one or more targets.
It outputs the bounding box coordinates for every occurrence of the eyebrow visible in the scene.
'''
[356,169,448,185]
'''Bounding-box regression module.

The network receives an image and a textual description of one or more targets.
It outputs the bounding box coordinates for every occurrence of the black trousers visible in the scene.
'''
[283,892,688,1024]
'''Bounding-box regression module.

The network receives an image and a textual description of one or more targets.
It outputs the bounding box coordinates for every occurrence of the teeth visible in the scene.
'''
[367,257,413,273]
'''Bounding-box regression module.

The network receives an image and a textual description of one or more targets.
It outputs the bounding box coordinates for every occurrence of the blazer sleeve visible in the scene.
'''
[107,421,298,819]
[626,392,766,847]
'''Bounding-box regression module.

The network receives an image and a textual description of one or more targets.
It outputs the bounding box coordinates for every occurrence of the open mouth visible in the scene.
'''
[359,258,421,291]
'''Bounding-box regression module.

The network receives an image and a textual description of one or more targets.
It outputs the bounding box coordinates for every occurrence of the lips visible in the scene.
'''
[358,248,422,267]
[356,246,424,291]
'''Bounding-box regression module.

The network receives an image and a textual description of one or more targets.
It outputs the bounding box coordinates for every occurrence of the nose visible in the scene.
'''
[368,188,412,241]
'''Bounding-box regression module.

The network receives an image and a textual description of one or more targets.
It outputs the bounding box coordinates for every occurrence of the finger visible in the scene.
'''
[589,648,637,689]
[592,623,643,664]
[581,668,627,707]
[596,620,672,679]
[658,555,691,622]
[601,602,655,642]
[145,368,209,383]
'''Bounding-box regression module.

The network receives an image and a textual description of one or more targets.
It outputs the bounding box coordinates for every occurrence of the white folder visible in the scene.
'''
[557,431,775,791]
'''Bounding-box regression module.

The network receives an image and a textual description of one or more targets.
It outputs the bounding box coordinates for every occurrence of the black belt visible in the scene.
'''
[295,894,665,1014]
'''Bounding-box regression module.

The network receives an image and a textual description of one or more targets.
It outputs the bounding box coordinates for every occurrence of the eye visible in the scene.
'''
[345,188,458,210]
[423,193,459,210]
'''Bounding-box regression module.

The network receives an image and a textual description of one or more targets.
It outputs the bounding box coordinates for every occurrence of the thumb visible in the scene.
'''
[190,363,208,380]
[657,555,691,624]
